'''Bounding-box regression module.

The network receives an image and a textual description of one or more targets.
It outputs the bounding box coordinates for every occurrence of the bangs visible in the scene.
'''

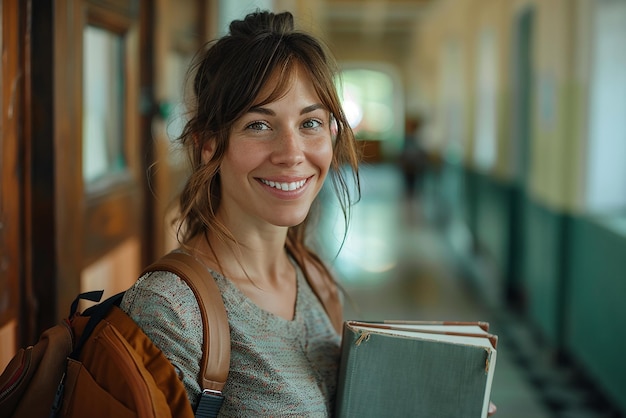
[249,57,300,108]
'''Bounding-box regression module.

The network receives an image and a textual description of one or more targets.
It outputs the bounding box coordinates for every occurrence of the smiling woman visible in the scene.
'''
[119,9,361,417]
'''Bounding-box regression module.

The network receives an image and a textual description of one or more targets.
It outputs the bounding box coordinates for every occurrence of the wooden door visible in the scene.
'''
[1,0,212,360]
[0,0,24,367]
[57,0,148,313]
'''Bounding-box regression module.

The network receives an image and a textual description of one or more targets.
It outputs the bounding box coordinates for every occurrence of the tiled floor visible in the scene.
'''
[317,163,621,418]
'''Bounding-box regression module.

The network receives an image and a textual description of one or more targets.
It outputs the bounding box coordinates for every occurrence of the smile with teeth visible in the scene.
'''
[260,178,307,191]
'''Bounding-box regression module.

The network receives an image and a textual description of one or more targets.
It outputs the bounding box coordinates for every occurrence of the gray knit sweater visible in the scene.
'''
[120,260,341,417]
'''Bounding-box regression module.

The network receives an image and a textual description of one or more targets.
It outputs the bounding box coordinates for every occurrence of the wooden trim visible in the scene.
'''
[87,4,134,34]
[54,0,85,320]
[139,0,157,263]
[87,0,139,19]
[23,0,64,339]
[0,0,22,337]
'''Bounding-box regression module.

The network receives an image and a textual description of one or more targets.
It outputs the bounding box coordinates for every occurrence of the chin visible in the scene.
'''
[274,218,307,228]
[270,212,309,228]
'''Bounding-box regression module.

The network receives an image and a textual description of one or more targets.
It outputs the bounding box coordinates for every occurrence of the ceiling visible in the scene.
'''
[320,0,437,47]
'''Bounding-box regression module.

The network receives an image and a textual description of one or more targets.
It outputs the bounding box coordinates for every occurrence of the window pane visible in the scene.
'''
[82,26,126,184]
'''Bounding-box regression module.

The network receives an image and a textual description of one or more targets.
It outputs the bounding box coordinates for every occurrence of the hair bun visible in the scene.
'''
[229,10,294,37]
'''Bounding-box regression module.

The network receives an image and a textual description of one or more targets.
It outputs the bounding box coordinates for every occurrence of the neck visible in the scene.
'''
[187,227,299,321]
[189,227,292,287]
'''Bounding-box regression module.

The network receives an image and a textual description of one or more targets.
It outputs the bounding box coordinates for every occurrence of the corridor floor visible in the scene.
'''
[317,163,621,418]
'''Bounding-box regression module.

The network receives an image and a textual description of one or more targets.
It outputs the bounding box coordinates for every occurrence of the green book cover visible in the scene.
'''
[334,321,497,418]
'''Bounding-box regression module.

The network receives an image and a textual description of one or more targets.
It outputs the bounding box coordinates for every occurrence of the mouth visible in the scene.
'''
[259,177,309,191]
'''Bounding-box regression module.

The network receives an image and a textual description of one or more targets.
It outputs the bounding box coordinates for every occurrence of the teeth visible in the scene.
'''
[261,179,306,191]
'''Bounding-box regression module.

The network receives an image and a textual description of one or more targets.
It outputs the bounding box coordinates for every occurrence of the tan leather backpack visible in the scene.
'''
[0,252,228,418]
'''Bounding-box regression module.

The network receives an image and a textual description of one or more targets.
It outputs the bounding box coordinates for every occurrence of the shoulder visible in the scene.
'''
[121,270,199,326]
[123,270,193,301]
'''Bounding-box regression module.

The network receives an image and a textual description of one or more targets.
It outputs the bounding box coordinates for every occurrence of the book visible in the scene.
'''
[334,320,498,418]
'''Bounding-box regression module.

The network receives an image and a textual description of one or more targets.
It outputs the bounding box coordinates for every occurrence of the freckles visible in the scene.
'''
[317,141,333,171]
[307,138,333,163]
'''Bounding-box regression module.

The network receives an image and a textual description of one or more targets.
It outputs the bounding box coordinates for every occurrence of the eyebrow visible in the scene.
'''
[248,103,326,116]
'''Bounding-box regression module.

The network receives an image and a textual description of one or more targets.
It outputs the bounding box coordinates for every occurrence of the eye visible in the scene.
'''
[246,121,270,131]
[302,118,323,129]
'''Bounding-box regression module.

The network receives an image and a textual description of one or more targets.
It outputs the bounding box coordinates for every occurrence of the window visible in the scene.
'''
[337,68,402,146]
[82,26,126,185]
[585,0,626,212]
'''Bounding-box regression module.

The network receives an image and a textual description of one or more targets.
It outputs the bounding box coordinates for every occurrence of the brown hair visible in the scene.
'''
[176,10,360,279]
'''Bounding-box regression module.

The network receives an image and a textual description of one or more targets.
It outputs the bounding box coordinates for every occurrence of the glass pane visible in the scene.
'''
[82,26,126,184]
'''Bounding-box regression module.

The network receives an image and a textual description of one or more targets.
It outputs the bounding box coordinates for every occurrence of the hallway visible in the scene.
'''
[317,163,620,418]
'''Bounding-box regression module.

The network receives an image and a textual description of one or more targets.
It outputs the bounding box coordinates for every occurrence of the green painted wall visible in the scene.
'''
[459,170,626,416]
[522,199,567,345]
[566,218,626,413]
[463,171,512,306]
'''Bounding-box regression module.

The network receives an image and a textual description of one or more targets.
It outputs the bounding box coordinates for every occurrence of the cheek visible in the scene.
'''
[223,144,261,175]
[317,139,334,173]
[217,155,246,189]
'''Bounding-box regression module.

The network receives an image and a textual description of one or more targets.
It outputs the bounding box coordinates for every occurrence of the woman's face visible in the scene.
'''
[207,65,333,231]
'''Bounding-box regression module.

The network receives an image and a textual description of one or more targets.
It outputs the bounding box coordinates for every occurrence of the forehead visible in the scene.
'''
[253,61,321,106]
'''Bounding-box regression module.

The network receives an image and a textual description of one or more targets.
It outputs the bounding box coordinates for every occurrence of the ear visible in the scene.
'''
[200,137,216,164]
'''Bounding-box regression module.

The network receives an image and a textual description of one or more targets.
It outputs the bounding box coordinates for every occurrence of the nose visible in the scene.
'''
[270,129,305,166]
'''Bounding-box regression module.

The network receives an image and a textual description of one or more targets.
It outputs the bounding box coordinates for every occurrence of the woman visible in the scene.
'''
[121,10,360,416]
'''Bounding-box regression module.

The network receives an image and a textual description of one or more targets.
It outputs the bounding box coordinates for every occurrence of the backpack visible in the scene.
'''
[0,252,230,418]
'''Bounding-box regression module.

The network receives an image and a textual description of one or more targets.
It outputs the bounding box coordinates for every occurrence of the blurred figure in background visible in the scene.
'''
[399,116,427,200]
[399,116,428,211]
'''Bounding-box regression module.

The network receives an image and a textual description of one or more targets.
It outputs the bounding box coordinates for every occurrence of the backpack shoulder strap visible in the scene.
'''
[142,252,230,396]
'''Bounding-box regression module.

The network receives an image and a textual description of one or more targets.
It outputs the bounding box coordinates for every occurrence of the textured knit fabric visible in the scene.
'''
[120,256,341,417]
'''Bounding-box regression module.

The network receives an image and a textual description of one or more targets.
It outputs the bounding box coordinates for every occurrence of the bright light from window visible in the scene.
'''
[342,86,364,128]
[337,68,399,142]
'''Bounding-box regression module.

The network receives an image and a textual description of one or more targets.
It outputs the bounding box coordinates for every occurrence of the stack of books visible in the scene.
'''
[335,320,498,418]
